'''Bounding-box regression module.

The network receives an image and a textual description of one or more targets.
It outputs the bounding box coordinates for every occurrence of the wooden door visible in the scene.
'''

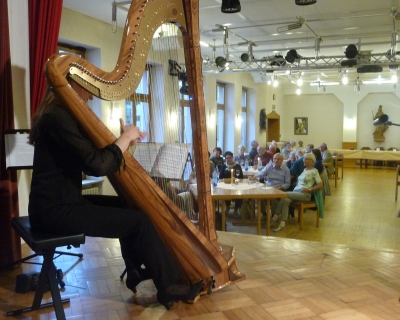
[266,110,280,143]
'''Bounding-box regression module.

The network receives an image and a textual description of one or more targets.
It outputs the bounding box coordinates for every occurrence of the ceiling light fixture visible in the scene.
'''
[310,82,339,86]
[342,69,349,85]
[295,0,317,5]
[221,0,241,13]
[390,64,398,83]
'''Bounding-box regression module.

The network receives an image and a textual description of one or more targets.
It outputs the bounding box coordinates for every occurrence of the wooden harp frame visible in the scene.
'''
[45,0,245,293]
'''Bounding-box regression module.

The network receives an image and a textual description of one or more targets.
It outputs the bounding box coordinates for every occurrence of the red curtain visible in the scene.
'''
[0,0,20,267]
[29,0,64,116]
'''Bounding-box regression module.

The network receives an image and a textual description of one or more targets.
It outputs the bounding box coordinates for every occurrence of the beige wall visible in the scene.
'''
[282,93,344,148]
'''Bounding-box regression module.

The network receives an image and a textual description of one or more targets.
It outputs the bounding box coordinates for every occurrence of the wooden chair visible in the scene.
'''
[335,153,344,179]
[323,162,337,188]
[374,147,385,166]
[395,165,400,201]
[360,147,371,168]
[387,148,399,167]
[7,216,85,320]
[290,189,324,230]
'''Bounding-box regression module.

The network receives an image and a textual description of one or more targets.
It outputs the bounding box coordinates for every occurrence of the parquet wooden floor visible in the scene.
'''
[1,167,400,319]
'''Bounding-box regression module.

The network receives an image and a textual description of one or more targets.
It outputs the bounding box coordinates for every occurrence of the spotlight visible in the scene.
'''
[241,53,251,62]
[221,0,241,13]
[295,0,316,5]
[270,54,286,67]
[345,44,358,59]
[215,56,228,68]
[285,49,302,63]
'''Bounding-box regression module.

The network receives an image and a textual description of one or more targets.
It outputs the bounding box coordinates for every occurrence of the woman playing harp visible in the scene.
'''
[28,78,203,309]
[42,0,244,306]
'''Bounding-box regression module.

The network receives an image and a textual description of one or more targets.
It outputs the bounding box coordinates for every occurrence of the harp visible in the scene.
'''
[45,0,245,293]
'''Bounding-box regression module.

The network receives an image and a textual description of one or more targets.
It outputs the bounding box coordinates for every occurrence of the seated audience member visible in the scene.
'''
[271,140,281,153]
[248,140,259,165]
[210,147,224,171]
[319,142,334,175]
[267,144,277,159]
[189,152,214,184]
[311,148,324,173]
[286,151,297,169]
[297,140,305,152]
[251,153,291,190]
[219,151,243,217]
[312,148,331,196]
[281,142,292,160]
[256,145,272,166]
[305,143,314,154]
[290,140,297,152]
[250,153,291,219]
[290,150,305,179]
[234,144,249,164]
[272,153,323,232]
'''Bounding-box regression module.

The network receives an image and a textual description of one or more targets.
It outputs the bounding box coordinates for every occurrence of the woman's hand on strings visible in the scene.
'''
[115,118,147,151]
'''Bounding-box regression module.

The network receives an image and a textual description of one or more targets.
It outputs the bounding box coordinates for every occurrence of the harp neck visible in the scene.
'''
[46,0,185,101]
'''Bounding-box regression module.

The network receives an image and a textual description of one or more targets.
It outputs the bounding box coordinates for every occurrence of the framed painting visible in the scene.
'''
[294,117,308,135]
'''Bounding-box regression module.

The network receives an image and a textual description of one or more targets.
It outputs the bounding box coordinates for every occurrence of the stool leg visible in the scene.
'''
[32,248,68,320]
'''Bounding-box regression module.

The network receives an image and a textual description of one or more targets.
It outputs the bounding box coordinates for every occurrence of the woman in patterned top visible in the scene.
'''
[272,153,323,232]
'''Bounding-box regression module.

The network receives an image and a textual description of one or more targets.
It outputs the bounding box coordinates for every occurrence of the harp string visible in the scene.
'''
[128,23,197,223]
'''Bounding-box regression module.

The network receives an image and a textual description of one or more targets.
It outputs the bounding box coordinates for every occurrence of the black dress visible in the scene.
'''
[28,104,179,291]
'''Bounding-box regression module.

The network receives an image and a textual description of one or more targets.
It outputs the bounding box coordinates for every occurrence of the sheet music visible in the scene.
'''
[151,143,191,179]
[133,143,190,179]
[5,132,34,169]
[133,143,163,173]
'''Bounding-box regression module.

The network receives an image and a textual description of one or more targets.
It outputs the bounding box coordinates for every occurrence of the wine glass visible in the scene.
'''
[235,169,240,183]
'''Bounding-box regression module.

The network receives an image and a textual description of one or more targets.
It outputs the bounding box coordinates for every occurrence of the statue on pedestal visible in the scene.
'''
[373,105,388,142]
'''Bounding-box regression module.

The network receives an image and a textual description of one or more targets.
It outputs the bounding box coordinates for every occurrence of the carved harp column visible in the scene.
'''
[45,0,245,293]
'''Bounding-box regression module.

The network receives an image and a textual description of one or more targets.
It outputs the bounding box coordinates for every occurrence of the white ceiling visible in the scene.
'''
[62,0,400,84]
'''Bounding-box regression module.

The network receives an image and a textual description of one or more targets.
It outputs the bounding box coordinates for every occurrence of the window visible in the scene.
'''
[241,89,248,147]
[216,83,225,149]
[179,79,193,179]
[126,67,151,142]
[57,43,86,58]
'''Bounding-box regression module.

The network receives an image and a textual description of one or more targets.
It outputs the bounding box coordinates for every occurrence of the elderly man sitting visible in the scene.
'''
[250,153,291,220]
[319,142,334,175]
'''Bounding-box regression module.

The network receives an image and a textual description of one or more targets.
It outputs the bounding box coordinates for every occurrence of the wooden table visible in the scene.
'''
[190,182,287,236]
[240,186,287,236]
[330,149,400,168]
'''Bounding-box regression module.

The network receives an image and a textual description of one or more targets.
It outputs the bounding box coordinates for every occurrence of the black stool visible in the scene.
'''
[6,216,85,320]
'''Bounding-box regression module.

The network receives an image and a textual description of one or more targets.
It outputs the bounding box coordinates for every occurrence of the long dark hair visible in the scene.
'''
[28,88,60,145]
[311,148,322,160]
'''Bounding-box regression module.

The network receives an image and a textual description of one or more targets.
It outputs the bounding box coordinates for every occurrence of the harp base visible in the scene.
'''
[203,243,246,294]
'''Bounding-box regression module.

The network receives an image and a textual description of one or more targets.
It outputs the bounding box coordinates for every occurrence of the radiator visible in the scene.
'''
[82,187,99,195]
